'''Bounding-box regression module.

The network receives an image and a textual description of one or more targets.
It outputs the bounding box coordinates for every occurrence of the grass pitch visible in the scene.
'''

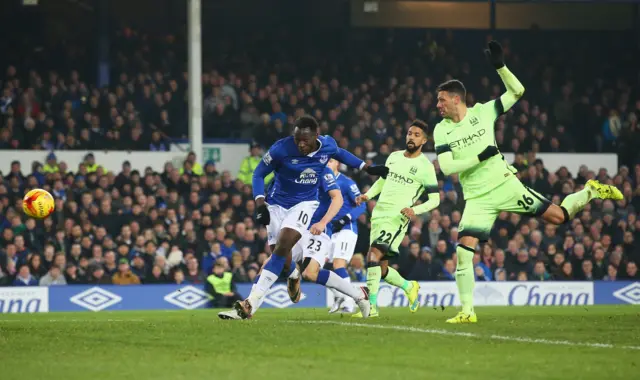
[1,306,639,380]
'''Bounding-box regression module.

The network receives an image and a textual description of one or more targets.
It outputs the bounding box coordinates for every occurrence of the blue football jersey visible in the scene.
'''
[313,171,367,237]
[253,135,364,209]
[310,167,341,225]
[334,173,366,233]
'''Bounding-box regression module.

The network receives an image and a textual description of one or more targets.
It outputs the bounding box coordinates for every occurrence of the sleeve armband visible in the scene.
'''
[435,144,451,155]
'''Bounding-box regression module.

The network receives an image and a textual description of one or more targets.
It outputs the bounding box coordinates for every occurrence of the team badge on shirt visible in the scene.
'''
[410,166,418,175]
[319,154,329,164]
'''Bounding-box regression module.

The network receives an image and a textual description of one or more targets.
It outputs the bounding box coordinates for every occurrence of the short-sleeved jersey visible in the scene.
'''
[334,173,365,232]
[433,100,517,199]
[263,135,341,209]
[371,150,438,218]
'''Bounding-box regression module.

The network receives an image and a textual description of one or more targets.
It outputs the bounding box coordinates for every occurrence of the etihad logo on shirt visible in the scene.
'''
[449,128,487,149]
[387,171,415,185]
[295,168,318,185]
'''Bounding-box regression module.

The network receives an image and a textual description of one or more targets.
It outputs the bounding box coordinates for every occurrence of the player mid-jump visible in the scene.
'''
[433,41,623,323]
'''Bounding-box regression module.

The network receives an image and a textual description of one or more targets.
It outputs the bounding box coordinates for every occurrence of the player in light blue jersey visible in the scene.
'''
[219,165,370,319]
[233,115,388,319]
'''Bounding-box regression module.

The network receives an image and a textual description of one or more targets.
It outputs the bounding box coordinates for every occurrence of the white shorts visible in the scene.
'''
[329,229,358,263]
[292,230,331,266]
[267,201,320,246]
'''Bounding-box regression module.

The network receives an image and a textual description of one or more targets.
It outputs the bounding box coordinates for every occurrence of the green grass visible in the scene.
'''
[1,306,639,380]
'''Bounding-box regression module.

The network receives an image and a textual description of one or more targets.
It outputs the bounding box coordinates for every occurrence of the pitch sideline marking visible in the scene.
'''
[293,320,640,351]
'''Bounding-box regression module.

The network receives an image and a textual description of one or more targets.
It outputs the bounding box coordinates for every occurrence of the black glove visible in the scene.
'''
[331,215,351,233]
[365,165,389,178]
[255,203,270,226]
[478,146,499,162]
[484,40,505,70]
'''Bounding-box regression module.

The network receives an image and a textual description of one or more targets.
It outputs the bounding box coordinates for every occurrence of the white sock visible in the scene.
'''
[248,269,278,308]
[325,271,364,301]
[289,267,300,280]
[249,283,265,314]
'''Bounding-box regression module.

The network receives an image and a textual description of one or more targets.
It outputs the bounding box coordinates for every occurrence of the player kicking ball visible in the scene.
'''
[433,40,623,324]
[219,164,368,319]
[231,115,388,319]
[352,120,441,318]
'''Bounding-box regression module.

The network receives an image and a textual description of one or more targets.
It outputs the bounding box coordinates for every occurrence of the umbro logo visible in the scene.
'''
[612,282,640,304]
[263,284,307,308]
[70,287,122,312]
[291,159,299,164]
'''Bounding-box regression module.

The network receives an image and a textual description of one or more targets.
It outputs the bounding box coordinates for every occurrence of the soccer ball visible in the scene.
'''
[22,189,55,219]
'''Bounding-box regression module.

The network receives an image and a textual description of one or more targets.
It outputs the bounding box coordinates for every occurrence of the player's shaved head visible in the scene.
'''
[293,115,320,155]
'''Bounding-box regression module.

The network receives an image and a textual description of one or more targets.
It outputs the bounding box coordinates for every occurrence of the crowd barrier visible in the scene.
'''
[1,281,638,313]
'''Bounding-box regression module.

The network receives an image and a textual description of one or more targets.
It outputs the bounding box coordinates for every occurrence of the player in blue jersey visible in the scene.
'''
[283,159,366,313]
[218,164,370,320]
[286,159,366,310]
[327,160,366,313]
[233,115,388,319]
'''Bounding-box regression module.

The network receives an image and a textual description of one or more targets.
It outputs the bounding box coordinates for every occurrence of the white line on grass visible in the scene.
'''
[292,320,640,351]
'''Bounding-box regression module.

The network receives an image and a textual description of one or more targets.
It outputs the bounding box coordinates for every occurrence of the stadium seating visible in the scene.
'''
[1,27,639,287]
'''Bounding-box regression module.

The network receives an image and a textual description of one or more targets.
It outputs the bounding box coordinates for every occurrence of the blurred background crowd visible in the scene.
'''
[1,1,640,287]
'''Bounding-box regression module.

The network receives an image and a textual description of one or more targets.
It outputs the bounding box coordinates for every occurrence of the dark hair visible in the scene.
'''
[293,115,319,131]
[436,80,467,99]
[410,119,428,135]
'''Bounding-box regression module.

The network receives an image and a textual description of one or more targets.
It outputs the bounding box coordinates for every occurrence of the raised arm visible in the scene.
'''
[485,40,525,114]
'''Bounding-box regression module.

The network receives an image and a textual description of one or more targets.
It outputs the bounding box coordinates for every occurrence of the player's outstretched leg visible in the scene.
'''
[559,180,622,221]
[302,258,371,318]
[234,229,299,319]
[219,252,298,320]
[446,240,478,324]
[382,267,420,313]
[329,259,353,314]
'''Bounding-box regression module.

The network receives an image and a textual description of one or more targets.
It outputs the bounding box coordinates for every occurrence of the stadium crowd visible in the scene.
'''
[1,28,640,287]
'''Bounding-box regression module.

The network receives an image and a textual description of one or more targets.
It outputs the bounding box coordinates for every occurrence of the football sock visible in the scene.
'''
[383,267,413,292]
[249,275,265,314]
[455,244,475,315]
[317,269,364,300]
[331,268,350,300]
[560,187,594,220]
[288,266,300,279]
[247,254,285,308]
[366,265,381,307]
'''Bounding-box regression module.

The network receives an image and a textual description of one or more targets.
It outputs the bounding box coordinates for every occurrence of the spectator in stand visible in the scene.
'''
[112,258,141,285]
[39,265,67,286]
[12,265,38,286]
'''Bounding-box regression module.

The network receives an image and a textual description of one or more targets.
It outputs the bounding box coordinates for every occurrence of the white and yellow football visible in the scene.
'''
[22,189,55,219]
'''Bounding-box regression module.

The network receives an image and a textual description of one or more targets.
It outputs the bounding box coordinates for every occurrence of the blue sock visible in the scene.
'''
[263,254,286,278]
[334,268,349,279]
[316,269,330,285]
[253,275,260,284]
